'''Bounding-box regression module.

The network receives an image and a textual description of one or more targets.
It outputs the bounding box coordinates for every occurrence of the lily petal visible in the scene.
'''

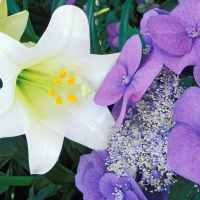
[19,83,114,150]
[0,33,30,115]
[26,122,64,174]
[173,87,200,132]
[0,0,7,20]
[0,11,29,41]
[130,51,163,102]
[26,5,90,72]
[79,53,119,90]
[148,15,192,56]
[167,124,200,184]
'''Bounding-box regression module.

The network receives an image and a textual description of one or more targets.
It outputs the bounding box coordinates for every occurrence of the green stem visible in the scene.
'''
[0,176,45,186]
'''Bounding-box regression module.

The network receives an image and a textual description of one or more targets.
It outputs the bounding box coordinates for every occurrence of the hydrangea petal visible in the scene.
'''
[20,83,114,150]
[94,63,126,106]
[167,124,200,184]
[26,5,90,72]
[99,173,119,199]
[0,0,7,20]
[117,35,142,76]
[0,11,29,41]
[194,63,200,86]
[75,151,106,192]
[125,191,139,200]
[79,53,119,90]
[148,15,192,56]
[82,167,103,200]
[170,0,200,28]
[26,122,64,174]
[130,51,163,102]
[154,44,197,74]
[173,87,200,132]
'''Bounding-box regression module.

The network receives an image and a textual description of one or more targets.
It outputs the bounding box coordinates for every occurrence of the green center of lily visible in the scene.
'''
[17,69,93,105]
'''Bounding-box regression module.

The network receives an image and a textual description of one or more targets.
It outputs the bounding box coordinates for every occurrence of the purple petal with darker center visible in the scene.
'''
[170,0,200,28]
[94,64,126,106]
[107,23,119,37]
[130,51,163,102]
[117,35,142,76]
[148,15,192,56]
[82,167,103,200]
[194,64,200,86]
[167,124,200,184]
[99,173,120,200]
[173,87,200,132]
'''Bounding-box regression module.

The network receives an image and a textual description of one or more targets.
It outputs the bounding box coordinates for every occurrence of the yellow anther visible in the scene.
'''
[81,85,93,97]
[59,71,67,78]
[56,96,62,105]
[67,94,77,102]
[67,76,75,84]
[54,78,60,84]
[48,89,55,96]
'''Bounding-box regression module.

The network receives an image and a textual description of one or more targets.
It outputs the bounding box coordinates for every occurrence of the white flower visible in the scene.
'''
[0,5,119,174]
[0,0,28,40]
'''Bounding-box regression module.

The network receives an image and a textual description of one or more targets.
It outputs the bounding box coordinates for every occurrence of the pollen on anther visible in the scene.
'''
[48,89,55,96]
[67,94,77,102]
[54,78,60,84]
[67,76,75,84]
[56,96,62,105]
[59,71,67,78]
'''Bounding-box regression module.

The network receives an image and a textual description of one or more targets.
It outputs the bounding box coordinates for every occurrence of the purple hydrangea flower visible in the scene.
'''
[107,22,119,50]
[167,86,200,184]
[144,0,200,76]
[65,0,76,5]
[75,150,147,200]
[94,35,162,127]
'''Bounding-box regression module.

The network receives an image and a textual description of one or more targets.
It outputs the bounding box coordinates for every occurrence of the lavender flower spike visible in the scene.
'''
[94,35,162,127]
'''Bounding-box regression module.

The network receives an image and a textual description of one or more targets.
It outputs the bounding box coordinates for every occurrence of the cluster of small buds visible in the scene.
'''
[106,67,184,192]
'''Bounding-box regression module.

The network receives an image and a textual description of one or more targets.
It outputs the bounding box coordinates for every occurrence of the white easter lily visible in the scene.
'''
[0,5,119,174]
[0,0,28,40]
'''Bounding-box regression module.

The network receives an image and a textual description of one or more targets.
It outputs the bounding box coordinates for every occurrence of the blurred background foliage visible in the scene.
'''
[1,0,198,199]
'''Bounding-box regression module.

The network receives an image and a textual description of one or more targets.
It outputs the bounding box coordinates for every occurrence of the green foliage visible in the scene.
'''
[51,0,67,14]
[169,176,200,200]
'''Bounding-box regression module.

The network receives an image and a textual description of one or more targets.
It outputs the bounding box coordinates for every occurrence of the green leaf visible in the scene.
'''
[8,136,29,171]
[45,163,75,185]
[0,139,16,158]
[35,184,55,200]
[169,176,200,200]
[118,0,132,51]
[0,157,12,169]
[0,172,9,195]
[160,0,179,11]
[86,0,102,54]
[7,0,21,13]
[51,0,67,14]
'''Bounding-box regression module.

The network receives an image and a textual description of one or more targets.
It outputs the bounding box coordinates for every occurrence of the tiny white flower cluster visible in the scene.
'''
[106,67,184,192]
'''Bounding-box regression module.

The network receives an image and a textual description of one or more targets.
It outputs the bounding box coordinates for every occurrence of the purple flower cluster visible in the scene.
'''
[75,150,147,200]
